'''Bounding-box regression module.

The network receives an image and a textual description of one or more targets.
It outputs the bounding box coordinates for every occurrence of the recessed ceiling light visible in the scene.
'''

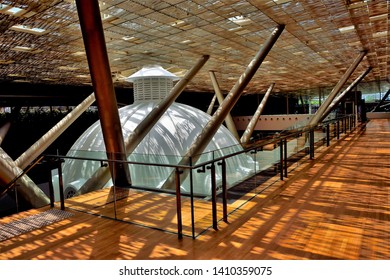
[373,31,387,38]
[11,46,43,53]
[0,4,26,16]
[10,25,47,35]
[228,15,252,26]
[72,51,85,56]
[339,25,355,33]
[122,36,136,41]
[369,14,388,21]
[76,74,90,78]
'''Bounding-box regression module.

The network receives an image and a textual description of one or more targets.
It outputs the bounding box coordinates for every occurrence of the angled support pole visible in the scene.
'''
[161,24,285,190]
[76,0,131,187]
[77,55,209,195]
[320,67,372,122]
[0,122,10,146]
[15,93,96,170]
[241,83,275,145]
[0,147,49,208]
[209,70,240,141]
[206,94,217,115]
[308,50,367,127]
[372,88,390,112]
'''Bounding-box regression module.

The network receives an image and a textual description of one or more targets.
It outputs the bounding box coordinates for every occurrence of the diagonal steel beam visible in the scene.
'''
[209,70,240,141]
[15,93,95,170]
[308,50,367,126]
[240,83,275,145]
[320,67,372,122]
[161,24,285,190]
[76,0,131,187]
[0,147,49,208]
[371,88,390,112]
[206,94,217,115]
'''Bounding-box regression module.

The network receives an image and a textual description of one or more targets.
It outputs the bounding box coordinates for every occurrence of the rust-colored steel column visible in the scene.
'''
[161,24,285,190]
[321,67,372,122]
[209,71,240,141]
[308,50,367,126]
[75,0,131,186]
[240,83,275,145]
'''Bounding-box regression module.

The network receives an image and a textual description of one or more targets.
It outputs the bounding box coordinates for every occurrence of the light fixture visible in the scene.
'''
[228,15,252,26]
[0,4,26,16]
[11,46,43,53]
[338,25,355,33]
[10,25,47,35]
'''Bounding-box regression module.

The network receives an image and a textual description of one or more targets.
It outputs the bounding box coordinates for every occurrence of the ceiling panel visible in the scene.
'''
[0,0,388,96]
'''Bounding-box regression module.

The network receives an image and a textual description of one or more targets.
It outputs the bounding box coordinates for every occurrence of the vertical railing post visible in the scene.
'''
[189,157,195,239]
[343,117,346,134]
[279,139,284,180]
[47,160,55,208]
[175,167,183,239]
[14,185,19,213]
[208,163,218,231]
[220,159,228,223]
[337,120,340,140]
[326,124,330,147]
[57,158,65,210]
[112,157,117,220]
[310,129,315,159]
[350,115,353,131]
[283,138,288,178]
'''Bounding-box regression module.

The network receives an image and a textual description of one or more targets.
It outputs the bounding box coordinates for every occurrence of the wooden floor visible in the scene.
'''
[0,119,389,260]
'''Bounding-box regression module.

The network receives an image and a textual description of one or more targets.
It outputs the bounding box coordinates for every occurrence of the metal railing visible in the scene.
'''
[1,114,359,239]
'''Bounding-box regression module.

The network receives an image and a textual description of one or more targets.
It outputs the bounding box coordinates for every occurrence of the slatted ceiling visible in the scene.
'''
[0,1,388,96]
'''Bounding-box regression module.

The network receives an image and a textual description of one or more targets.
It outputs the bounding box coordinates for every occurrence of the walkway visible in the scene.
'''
[0,119,389,259]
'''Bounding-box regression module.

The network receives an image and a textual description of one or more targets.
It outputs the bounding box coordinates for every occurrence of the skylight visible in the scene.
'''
[11,46,43,53]
[10,25,47,35]
[0,4,26,16]
[228,15,252,26]
[339,25,355,33]
[122,36,136,41]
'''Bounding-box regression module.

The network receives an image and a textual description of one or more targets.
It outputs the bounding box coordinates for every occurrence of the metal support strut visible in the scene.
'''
[76,0,131,187]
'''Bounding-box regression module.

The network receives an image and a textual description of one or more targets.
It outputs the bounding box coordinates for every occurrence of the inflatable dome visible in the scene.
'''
[61,66,255,197]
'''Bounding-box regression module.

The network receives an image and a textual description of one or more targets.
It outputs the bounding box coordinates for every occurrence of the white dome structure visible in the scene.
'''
[61,66,255,196]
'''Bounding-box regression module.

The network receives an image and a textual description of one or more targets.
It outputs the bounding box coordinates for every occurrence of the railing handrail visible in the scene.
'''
[44,114,355,172]
[0,155,46,197]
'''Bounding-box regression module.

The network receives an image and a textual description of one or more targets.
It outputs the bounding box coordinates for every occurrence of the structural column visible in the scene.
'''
[308,50,366,126]
[240,83,275,145]
[209,70,240,141]
[77,56,209,194]
[15,93,96,169]
[75,0,131,186]
[320,67,372,122]
[161,24,285,190]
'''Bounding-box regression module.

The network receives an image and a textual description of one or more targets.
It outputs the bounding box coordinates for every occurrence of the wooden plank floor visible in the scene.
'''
[0,119,389,260]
